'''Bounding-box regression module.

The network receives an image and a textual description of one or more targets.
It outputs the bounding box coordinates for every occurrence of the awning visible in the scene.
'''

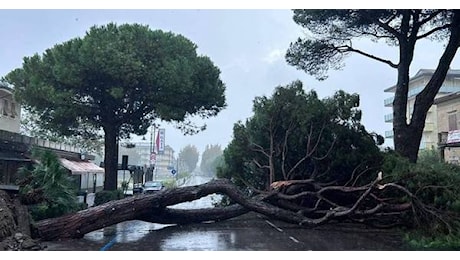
[59,158,105,175]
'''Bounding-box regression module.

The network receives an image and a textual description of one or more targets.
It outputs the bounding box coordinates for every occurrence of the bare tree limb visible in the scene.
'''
[338,45,398,68]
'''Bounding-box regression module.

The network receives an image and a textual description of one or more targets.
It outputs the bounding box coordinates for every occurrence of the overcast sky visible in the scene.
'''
[1,6,460,155]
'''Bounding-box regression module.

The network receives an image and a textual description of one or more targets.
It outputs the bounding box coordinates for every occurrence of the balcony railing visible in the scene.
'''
[384,113,393,123]
[384,97,394,107]
[385,130,394,138]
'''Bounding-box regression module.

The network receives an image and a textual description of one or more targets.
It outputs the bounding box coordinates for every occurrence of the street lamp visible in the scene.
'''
[147,124,157,181]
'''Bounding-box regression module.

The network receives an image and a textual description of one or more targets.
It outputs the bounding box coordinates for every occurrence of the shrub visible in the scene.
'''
[162,179,177,189]
[94,190,124,206]
[381,149,460,249]
[17,148,80,221]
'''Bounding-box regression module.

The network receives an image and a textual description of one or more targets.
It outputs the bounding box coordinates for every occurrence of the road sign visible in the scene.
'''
[171,169,177,175]
[150,152,156,164]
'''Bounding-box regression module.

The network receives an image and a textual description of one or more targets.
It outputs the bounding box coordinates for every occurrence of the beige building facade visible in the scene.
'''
[433,92,460,164]
[384,69,460,151]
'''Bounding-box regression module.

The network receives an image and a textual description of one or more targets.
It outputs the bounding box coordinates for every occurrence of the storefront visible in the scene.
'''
[59,157,105,193]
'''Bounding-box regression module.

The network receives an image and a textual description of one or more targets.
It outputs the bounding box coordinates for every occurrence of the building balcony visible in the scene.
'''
[384,97,394,107]
[385,130,394,138]
[384,113,393,123]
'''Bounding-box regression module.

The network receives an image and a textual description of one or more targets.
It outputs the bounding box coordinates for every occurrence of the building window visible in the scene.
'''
[449,113,458,131]
[2,99,9,116]
[10,102,16,118]
[0,99,17,118]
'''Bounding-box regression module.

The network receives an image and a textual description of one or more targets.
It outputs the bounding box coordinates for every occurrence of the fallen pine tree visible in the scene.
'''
[30,172,450,241]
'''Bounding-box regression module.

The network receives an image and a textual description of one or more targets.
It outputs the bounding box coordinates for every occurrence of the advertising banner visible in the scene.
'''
[156,128,165,154]
[447,130,460,144]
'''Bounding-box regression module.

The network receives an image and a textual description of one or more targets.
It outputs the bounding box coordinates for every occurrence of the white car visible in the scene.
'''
[142,181,164,194]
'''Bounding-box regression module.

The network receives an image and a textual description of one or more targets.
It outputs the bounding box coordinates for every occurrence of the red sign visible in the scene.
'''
[156,128,165,154]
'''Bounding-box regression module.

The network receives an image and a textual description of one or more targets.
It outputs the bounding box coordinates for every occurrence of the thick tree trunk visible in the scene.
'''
[32,179,249,240]
[393,18,416,163]
[394,124,423,163]
[394,10,460,163]
[103,127,119,191]
[33,178,322,241]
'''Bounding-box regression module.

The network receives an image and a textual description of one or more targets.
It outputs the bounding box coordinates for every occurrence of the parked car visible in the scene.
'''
[132,183,143,194]
[142,181,164,194]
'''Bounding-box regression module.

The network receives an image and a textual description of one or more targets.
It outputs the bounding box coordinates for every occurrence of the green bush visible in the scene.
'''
[381,149,460,249]
[382,149,460,213]
[162,179,177,189]
[94,190,124,206]
[405,231,460,250]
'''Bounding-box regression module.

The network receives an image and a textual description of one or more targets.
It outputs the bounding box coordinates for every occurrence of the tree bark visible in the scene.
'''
[33,179,317,241]
[103,126,119,191]
[32,179,248,240]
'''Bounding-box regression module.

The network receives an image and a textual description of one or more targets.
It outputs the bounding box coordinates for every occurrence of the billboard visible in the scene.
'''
[156,128,165,154]
[447,130,460,144]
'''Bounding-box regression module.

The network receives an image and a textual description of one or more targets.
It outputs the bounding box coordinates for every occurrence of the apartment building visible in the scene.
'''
[384,69,460,150]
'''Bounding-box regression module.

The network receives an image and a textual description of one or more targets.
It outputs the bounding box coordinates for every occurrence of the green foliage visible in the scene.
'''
[286,10,454,81]
[4,22,226,190]
[178,144,200,173]
[162,179,177,189]
[286,10,460,163]
[380,149,460,249]
[6,23,226,137]
[17,148,80,221]
[94,189,124,206]
[200,144,223,177]
[383,149,460,214]
[405,231,460,250]
[218,80,383,191]
[20,111,104,156]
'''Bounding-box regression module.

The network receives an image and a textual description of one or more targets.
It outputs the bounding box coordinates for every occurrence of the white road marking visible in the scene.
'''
[264,220,301,244]
[265,220,283,232]
[289,236,300,243]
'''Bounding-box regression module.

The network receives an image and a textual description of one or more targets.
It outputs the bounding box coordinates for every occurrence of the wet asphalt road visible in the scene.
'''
[42,175,406,251]
[43,212,405,251]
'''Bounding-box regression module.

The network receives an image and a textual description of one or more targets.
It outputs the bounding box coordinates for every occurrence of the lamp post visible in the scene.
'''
[148,124,156,181]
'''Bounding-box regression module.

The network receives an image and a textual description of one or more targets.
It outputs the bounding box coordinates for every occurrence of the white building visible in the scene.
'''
[384,69,460,150]
[117,141,176,184]
[0,84,21,133]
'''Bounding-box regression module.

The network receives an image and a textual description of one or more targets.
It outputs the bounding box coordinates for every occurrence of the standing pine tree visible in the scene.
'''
[5,23,226,190]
